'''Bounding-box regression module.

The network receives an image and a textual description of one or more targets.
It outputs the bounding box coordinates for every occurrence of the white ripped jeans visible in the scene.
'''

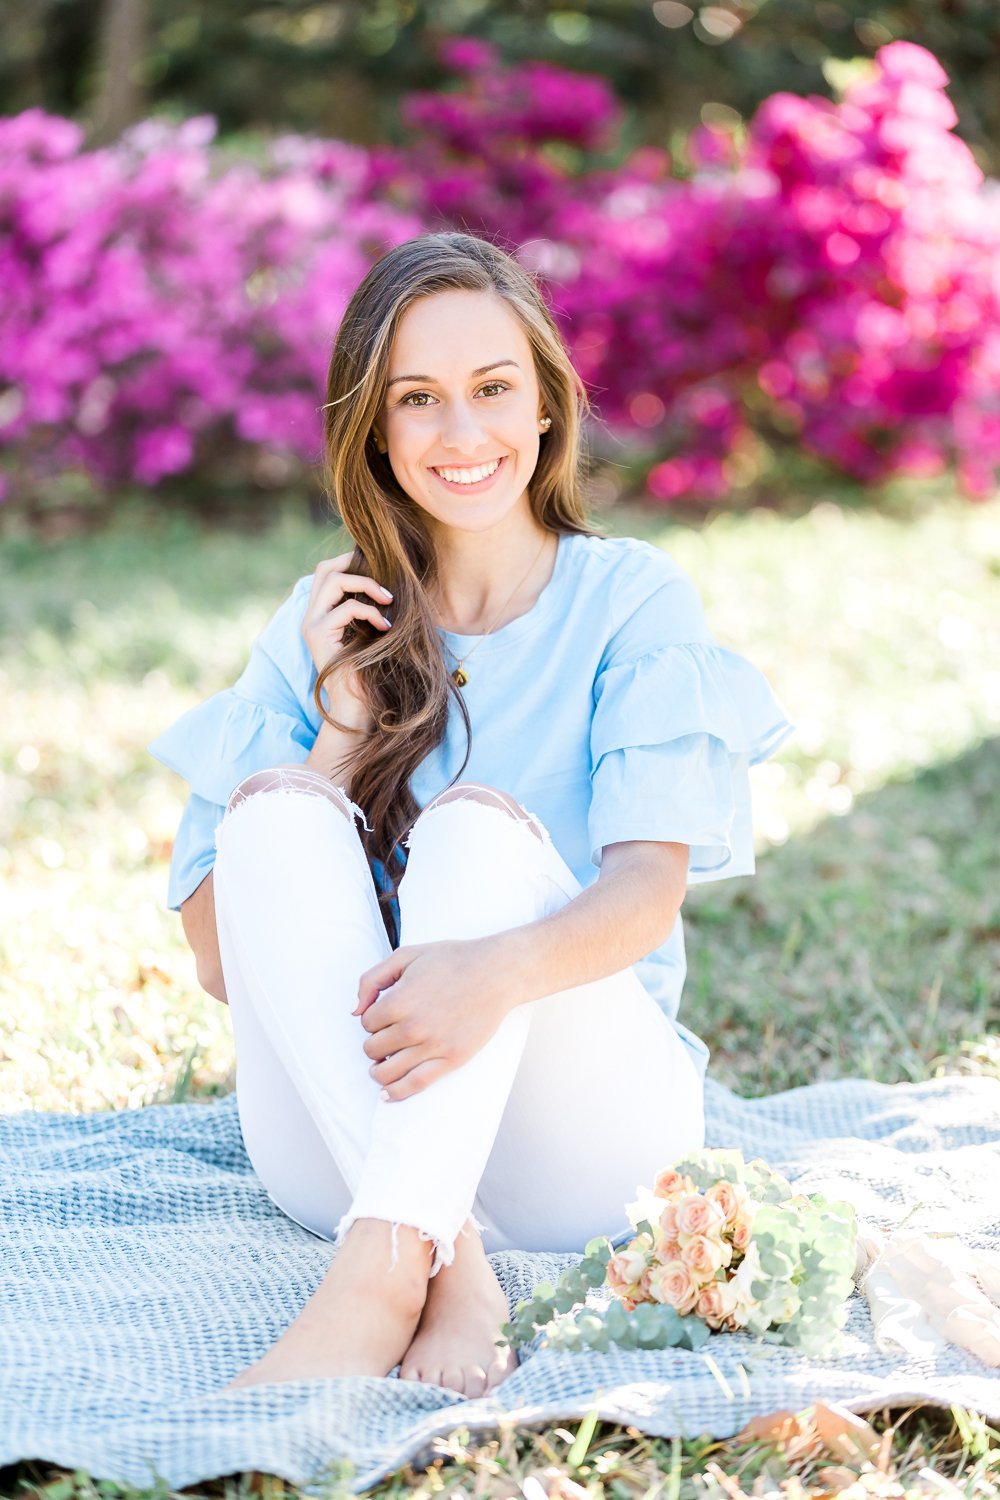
[211,766,706,1279]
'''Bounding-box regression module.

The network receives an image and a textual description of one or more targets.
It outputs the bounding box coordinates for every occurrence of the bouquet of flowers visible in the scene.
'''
[500,1148,858,1358]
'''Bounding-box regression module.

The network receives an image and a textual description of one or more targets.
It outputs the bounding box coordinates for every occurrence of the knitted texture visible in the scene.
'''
[1,1074,998,1494]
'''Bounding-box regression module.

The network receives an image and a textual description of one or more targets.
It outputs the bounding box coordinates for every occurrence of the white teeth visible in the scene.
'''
[434,459,501,484]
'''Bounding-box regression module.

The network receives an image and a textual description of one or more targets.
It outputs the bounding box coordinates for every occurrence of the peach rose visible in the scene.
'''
[648,1259,700,1315]
[606,1247,649,1293]
[695,1279,738,1329]
[681,1233,732,1278]
[704,1180,742,1227]
[676,1192,727,1239]
[730,1214,753,1253]
[654,1168,696,1200]
[658,1202,680,1239]
[655,1231,683,1261]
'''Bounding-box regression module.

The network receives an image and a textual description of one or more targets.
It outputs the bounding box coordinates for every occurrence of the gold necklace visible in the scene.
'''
[440,534,554,687]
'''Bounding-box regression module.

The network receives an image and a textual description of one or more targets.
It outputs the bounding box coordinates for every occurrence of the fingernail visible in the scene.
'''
[380,614,393,628]
[380,1088,390,1101]
[380,587,393,599]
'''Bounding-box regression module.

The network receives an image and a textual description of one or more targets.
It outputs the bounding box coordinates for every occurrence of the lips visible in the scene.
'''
[429,455,508,493]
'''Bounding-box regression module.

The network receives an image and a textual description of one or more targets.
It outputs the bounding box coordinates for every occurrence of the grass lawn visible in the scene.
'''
[1,488,998,1498]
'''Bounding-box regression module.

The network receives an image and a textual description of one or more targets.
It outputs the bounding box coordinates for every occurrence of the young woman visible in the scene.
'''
[147,231,794,1398]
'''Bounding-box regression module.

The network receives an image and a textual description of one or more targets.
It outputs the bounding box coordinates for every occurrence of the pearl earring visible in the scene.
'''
[539,416,552,430]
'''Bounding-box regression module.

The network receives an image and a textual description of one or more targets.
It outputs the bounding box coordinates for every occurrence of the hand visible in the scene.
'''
[354,937,516,1101]
[301,549,395,732]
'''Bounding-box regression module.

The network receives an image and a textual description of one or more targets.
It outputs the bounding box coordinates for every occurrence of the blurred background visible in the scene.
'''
[1,1,998,1117]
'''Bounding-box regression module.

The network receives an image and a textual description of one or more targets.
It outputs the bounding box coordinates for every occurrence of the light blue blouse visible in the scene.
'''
[147,532,796,1080]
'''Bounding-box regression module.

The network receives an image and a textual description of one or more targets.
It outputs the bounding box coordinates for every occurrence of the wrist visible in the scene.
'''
[304,717,367,785]
[318,694,371,736]
[478,925,540,1014]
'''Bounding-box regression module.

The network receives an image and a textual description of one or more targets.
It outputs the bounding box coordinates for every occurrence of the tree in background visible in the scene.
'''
[6,0,1000,171]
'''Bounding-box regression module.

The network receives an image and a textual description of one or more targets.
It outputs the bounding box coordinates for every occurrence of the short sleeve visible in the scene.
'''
[588,557,795,882]
[146,575,320,910]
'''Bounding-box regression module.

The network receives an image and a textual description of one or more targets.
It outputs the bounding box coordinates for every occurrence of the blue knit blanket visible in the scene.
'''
[2,1075,998,1495]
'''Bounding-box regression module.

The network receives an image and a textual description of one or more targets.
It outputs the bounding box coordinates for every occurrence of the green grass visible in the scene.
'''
[1,490,998,1497]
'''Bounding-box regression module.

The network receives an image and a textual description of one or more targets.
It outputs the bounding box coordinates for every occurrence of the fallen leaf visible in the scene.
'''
[735,1409,807,1445]
[813,1402,880,1464]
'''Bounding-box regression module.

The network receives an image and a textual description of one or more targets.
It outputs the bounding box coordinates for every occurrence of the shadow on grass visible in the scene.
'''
[686,734,1000,1095]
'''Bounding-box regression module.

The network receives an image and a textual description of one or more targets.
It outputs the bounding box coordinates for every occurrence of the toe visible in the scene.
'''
[442,1365,465,1393]
[465,1366,488,1399]
[487,1349,518,1389]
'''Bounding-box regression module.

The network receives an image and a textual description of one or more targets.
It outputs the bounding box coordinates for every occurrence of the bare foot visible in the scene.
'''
[398,1220,520,1397]
[222,1218,431,1390]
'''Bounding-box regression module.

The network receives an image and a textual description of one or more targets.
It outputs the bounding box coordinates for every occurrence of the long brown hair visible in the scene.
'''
[317,230,605,944]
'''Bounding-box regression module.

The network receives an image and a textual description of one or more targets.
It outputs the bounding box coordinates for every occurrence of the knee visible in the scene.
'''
[225,766,356,822]
[416,781,546,843]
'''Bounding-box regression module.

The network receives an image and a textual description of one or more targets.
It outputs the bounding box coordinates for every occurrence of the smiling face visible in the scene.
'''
[375,288,548,539]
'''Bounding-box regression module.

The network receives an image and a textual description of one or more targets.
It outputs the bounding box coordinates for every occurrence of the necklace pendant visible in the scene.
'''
[452,665,469,687]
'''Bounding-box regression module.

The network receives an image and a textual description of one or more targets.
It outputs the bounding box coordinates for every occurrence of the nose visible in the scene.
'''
[438,400,491,456]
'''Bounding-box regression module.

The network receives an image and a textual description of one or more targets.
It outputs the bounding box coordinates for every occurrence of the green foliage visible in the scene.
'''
[500,1243,715,1356]
[673,1147,794,1203]
[737,1197,859,1353]
[8,1,1000,171]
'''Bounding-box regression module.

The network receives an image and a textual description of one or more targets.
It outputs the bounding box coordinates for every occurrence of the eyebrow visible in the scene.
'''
[386,359,521,389]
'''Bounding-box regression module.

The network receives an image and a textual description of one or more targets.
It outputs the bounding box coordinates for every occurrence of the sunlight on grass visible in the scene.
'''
[2,492,999,1499]
[1,494,998,1111]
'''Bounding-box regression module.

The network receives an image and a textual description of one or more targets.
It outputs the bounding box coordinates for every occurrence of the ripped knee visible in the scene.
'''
[414,781,546,843]
[224,766,360,824]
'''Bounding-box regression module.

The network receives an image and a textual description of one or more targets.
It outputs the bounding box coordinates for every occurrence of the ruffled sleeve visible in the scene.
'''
[588,555,795,883]
[146,574,321,909]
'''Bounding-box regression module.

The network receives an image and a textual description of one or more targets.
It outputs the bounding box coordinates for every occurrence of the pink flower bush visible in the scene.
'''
[399,37,1000,501]
[1,39,997,507]
[0,110,424,496]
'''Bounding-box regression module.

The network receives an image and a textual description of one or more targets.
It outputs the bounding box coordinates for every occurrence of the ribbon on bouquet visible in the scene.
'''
[853,1217,1000,1369]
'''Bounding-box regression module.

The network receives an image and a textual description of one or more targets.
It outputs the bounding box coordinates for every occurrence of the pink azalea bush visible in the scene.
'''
[398,37,1000,503]
[1,38,997,507]
[0,112,424,499]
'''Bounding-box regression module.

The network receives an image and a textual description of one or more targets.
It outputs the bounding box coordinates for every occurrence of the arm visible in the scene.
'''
[181,871,228,1004]
[354,838,690,1101]
[487,839,689,1008]
[179,716,364,1003]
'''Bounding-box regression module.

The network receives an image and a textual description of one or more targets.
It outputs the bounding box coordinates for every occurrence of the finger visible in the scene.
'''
[370,1045,427,1085]
[362,1022,411,1062]
[355,964,401,1014]
[359,991,404,1033]
[326,598,393,631]
[380,1057,450,1101]
[305,554,355,611]
[303,600,391,681]
[310,598,392,638]
[356,948,416,1012]
[313,570,394,612]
